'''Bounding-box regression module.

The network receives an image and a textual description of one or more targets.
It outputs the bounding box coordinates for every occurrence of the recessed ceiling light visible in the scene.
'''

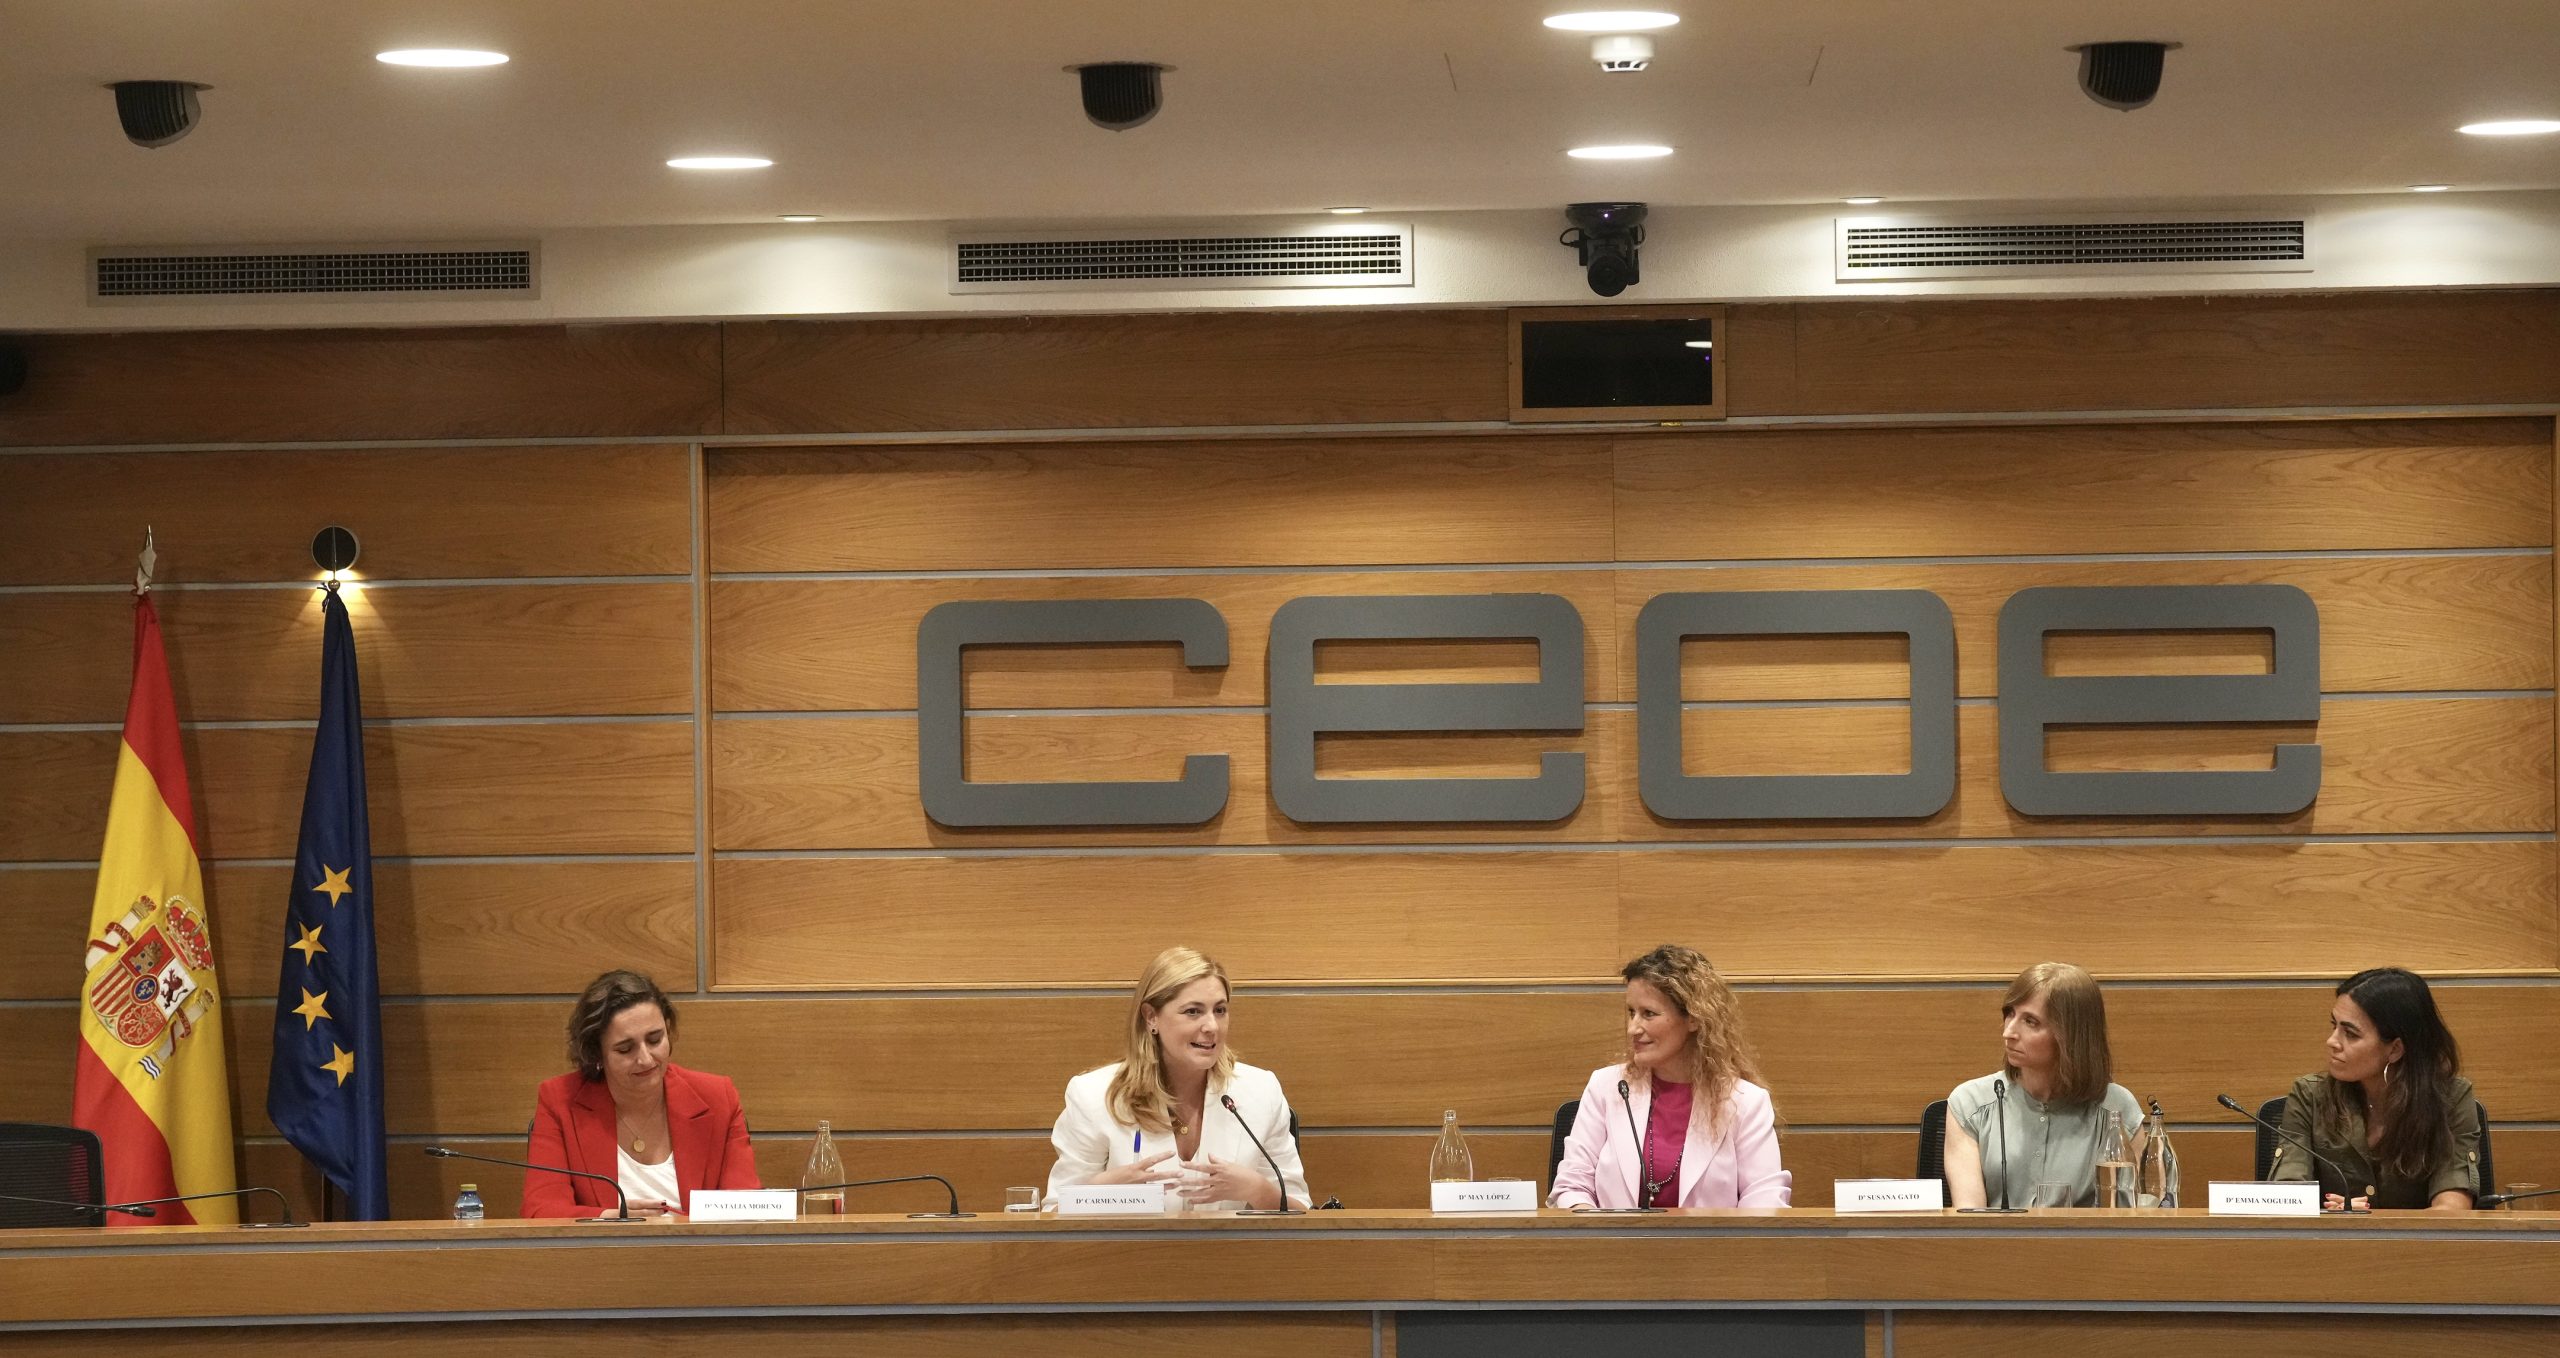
[1842,196,1885,205]
[1683,340,1713,349]
[1567,144,1673,160]
[1327,206,1370,214]
[2407,184,2452,193]
[376,49,509,67]
[1544,11,1680,32]
[779,214,822,222]
[2458,119,2560,136]
[667,156,773,170]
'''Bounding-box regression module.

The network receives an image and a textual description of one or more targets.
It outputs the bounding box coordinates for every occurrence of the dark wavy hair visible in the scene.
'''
[566,970,677,1081]
[2324,967,2462,1182]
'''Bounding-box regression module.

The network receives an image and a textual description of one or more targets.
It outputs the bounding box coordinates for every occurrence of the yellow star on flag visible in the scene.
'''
[293,987,332,1030]
[312,865,354,906]
[321,1044,356,1086]
[289,921,327,963]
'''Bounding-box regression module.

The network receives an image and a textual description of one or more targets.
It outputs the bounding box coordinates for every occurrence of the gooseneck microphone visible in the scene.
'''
[2477,1186,2560,1209]
[0,1193,157,1223]
[1958,1079,2026,1214]
[1221,1094,1304,1216]
[1616,1078,1664,1212]
[91,1186,304,1228]
[2216,1094,2375,1211]
[797,1175,976,1219]
[426,1146,644,1224]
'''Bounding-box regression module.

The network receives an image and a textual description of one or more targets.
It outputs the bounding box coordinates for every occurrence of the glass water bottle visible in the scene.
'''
[801,1119,847,1215]
[1429,1109,1474,1182]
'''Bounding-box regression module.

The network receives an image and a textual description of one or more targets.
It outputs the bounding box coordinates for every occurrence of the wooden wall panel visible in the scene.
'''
[711,852,1621,988]
[709,569,1617,712]
[0,325,722,448]
[705,437,1613,572]
[1617,840,2557,978]
[1741,292,2560,416]
[0,723,695,860]
[1618,553,2552,699]
[0,446,695,586]
[1617,419,2553,561]
[720,310,1510,435]
[710,714,1611,849]
[0,583,694,723]
[0,861,695,1000]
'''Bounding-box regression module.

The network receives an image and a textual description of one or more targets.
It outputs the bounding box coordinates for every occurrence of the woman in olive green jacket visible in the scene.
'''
[2271,967,2481,1212]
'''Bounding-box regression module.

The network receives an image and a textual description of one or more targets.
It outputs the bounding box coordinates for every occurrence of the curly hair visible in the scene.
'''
[1620,944,1764,1140]
[565,969,677,1082]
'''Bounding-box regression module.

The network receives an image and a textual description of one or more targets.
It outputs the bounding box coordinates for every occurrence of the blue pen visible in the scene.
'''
[1133,1128,1142,1154]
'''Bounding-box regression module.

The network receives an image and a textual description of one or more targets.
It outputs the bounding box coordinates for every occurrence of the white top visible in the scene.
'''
[616,1143,682,1215]
[1046,1060,1312,1211]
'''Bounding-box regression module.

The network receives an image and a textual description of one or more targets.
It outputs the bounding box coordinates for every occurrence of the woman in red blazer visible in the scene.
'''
[523,970,761,1217]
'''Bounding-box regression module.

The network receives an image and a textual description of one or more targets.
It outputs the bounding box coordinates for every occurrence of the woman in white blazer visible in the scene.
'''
[1550,944,1792,1210]
[1046,946,1311,1211]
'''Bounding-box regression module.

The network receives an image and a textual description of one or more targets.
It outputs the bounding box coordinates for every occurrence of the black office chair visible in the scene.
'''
[0,1123,107,1229]
[2249,1095,2494,1200]
[1915,1099,1950,1182]
[1546,1098,1580,1193]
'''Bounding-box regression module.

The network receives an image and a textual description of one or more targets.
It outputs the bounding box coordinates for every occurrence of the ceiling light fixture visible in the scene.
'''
[1683,340,1712,349]
[1842,196,1885,205]
[1567,144,1673,160]
[376,49,510,67]
[2407,184,2452,193]
[779,214,822,221]
[667,156,773,170]
[2458,119,2560,136]
[1327,206,1369,214]
[1543,11,1680,32]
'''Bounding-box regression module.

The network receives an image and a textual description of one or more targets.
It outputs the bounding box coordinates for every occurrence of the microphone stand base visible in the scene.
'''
[240,1221,311,1229]
[1234,1208,1304,1216]
[577,1215,656,1224]
[905,1211,978,1219]
[1580,1207,1662,1214]
[1956,1207,2028,1214]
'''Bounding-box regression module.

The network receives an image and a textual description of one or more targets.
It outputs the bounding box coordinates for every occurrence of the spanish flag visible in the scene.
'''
[72,588,237,1224]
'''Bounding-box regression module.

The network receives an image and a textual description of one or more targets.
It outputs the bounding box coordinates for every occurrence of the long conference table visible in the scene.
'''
[5,1208,2558,1357]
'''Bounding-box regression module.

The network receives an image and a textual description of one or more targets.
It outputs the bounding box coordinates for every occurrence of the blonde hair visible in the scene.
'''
[1620,944,1763,1140]
[2001,961,2114,1106]
[1103,947,1238,1135]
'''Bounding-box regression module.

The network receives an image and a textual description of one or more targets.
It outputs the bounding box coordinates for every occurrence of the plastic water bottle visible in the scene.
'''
[1429,1109,1474,1182]
[452,1183,485,1221]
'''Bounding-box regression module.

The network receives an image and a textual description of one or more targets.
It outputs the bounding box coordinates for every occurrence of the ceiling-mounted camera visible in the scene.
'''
[2069,40,2179,111]
[1559,202,1646,297]
[110,80,208,148]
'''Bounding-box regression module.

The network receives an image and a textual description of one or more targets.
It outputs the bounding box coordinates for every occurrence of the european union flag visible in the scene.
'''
[266,585,388,1219]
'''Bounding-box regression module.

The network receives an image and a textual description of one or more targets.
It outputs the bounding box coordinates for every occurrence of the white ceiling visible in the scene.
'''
[3,0,2558,242]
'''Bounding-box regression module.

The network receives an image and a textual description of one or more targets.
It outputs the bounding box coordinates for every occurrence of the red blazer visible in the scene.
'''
[522,1063,760,1217]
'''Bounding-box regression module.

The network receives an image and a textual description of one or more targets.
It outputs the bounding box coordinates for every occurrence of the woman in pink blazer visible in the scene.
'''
[1549,945,1791,1210]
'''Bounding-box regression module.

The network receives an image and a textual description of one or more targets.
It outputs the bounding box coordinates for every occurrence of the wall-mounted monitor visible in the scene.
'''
[1508,304,1725,423]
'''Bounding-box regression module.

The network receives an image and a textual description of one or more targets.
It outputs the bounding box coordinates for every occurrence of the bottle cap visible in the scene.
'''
[460,1183,477,1192]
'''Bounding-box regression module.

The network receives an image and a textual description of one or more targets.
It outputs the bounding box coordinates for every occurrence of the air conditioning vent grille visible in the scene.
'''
[1838,218,2310,280]
[93,247,536,298]
[951,227,1414,292]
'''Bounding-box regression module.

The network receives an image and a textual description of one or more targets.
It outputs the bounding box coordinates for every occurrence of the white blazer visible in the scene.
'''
[1046,1060,1312,1210]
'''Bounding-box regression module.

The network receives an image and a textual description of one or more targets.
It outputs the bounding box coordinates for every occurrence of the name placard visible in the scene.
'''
[1057,1184,1169,1216]
[2208,1181,2321,1216]
[1430,1180,1540,1213]
[1833,1179,1945,1213]
[686,1189,800,1221]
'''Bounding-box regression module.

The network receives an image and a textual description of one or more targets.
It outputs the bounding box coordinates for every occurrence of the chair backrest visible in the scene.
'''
[0,1123,107,1229]
[2250,1095,2495,1202]
[1547,1098,1580,1193]
[1916,1099,1950,1181]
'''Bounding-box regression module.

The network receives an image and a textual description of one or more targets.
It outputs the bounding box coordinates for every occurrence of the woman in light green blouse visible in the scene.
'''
[1943,962,2143,1210]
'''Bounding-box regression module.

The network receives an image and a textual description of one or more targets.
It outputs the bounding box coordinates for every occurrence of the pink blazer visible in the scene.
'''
[1549,1064,1791,1209]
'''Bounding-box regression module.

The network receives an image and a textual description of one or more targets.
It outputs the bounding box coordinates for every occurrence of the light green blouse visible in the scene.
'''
[1948,1072,2143,1208]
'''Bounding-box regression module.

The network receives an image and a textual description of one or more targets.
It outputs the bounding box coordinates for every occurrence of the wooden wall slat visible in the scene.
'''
[0,861,696,1001]
[720,311,1510,435]
[711,852,1622,988]
[1740,293,2560,416]
[0,446,695,586]
[709,570,1617,712]
[710,697,2545,850]
[1892,1312,2560,1358]
[710,714,1611,850]
[1629,698,2553,841]
[0,325,723,448]
[0,1313,1377,1358]
[0,583,694,723]
[1618,553,2553,699]
[1615,419,2554,561]
[0,723,695,860]
[1617,840,2557,977]
[705,438,1614,573]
